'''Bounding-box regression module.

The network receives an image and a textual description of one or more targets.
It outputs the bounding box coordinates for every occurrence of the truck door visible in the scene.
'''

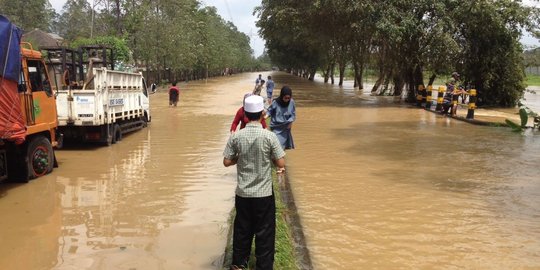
[25,59,58,128]
[141,77,151,122]
[19,64,35,126]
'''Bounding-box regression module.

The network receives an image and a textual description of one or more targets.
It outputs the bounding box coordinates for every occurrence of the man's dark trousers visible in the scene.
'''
[232,195,276,270]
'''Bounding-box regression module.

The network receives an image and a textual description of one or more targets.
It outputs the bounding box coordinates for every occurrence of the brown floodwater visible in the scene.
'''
[0,74,254,270]
[281,73,540,269]
[1,71,539,270]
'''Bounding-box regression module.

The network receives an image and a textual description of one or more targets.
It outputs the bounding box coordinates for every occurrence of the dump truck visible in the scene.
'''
[42,45,153,145]
[0,15,61,182]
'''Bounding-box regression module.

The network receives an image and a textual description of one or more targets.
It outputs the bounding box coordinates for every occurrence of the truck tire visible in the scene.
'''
[112,124,122,143]
[104,124,113,146]
[5,143,29,182]
[142,115,148,128]
[26,136,54,180]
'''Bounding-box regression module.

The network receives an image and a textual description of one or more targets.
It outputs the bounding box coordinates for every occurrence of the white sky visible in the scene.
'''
[48,0,265,57]
[48,0,540,54]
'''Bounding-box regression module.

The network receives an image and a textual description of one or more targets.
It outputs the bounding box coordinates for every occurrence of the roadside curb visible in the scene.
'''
[279,172,314,270]
[418,105,510,127]
[221,170,313,270]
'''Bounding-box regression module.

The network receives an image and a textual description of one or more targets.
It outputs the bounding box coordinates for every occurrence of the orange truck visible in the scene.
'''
[0,15,61,182]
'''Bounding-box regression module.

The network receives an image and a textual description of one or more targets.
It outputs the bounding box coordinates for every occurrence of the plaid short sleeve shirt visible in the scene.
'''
[223,122,286,198]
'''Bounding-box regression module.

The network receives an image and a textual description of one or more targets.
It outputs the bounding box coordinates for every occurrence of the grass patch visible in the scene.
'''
[272,175,299,269]
[222,171,299,270]
[526,74,540,86]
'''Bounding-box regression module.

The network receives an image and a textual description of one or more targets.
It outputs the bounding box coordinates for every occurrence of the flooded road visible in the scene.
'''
[0,75,253,269]
[1,71,539,269]
[280,73,540,269]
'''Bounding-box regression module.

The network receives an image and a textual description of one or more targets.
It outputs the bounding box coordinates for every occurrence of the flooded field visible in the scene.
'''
[1,71,539,269]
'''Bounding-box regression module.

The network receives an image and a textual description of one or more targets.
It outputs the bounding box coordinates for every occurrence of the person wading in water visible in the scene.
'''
[266,86,296,150]
[230,93,268,133]
[169,82,180,107]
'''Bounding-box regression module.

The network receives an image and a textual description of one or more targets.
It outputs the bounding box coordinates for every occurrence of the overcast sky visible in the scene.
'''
[48,0,540,54]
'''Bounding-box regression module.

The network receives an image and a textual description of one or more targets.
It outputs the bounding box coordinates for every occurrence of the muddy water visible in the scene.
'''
[0,74,256,269]
[279,73,540,269]
[1,72,539,270]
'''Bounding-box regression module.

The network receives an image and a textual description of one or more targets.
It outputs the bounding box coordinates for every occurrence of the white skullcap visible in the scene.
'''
[244,95,264,113]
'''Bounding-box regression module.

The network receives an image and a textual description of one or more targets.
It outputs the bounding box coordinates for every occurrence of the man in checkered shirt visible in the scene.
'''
[223,95,286,270]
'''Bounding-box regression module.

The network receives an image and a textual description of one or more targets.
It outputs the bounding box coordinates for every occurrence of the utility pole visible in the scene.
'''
[90,0,96,38]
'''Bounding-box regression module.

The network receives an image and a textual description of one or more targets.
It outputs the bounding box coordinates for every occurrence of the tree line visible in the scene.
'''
[255,0,540,107]
[0,0,265,83]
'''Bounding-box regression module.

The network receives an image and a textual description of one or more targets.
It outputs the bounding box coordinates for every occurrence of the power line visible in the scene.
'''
[223,0,234,24]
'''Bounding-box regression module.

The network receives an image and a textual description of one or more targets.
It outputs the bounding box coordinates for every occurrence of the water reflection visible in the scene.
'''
[1,71,538,269]
[1,73,266,269]
[0,177,61,270]
[50,81,241,269]
[283,73,540,269]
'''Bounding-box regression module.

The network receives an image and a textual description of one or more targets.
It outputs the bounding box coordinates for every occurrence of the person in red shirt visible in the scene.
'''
[169,82,180,107]
[230,93,267,133]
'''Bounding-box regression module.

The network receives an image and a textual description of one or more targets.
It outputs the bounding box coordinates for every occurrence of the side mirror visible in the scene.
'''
[17,83,27,93]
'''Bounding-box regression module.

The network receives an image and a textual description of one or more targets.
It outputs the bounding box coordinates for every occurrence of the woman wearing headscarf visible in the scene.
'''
[230,92,268,133]
[267,86,295,149]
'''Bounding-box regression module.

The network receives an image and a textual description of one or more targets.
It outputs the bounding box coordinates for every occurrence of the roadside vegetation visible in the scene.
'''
[0,0,270,83]
[222,171,299,270]
[526,74,540,86]
[256,0,540,107]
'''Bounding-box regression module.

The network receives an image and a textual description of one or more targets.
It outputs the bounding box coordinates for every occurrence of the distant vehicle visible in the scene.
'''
[41,45,154,145]
[1,16,61,182]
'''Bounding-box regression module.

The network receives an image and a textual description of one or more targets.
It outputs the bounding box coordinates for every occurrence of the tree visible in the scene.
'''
[56,0,93,40]
[9,0,258,83]
[256,0,324,80]
[0,0,56,32]
[256,0,538,106]
[71,36,131,62]
[457,0,532,107]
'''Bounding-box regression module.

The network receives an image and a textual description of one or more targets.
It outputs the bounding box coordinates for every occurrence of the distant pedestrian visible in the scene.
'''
[266,76,275,105]
[441,86,453,115]
[223,95,286,270]
[442,72,468,116]
[267,86,296,149]
[230,93,268,133]
[169,82,180,107]
[253,79,265,96]
[255,74,262,85]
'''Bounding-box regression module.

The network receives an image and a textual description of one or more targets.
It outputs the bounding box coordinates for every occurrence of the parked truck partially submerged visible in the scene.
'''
[0,15,61,182]
[42,45,152,145]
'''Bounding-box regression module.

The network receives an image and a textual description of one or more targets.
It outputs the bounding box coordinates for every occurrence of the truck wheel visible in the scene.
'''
[113,124,122,143]
[26,136,54,179]
[102,124,114,146]
[142,114,149,127]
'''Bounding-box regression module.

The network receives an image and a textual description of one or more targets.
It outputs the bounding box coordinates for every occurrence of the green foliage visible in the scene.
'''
[254,52,273,71]
[71,36,131,62]
[256,0,537,106]
[505,119,523,132]
[271,176,298,270]
[56,0,92,40]
[519,107,528,127]
[221,171,300,270]
[24,0,258,76]
[457,0,530,107]
[525,74,540,86]
[0,0,56,32]
[256,0,324,79]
